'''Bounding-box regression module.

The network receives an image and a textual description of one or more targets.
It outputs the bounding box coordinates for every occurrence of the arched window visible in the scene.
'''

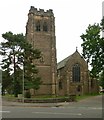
[72,63,80,82]
[43,22,48,32]
[36,21,41,31]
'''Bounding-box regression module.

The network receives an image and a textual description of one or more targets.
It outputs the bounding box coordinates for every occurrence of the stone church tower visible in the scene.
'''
[26,6,57,95]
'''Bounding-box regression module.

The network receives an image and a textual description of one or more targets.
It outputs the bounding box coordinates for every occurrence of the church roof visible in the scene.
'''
[57,50,83,70]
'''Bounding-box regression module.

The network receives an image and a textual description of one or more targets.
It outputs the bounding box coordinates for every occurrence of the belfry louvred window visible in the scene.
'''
[72,63,80,82]
[43,22,48,32]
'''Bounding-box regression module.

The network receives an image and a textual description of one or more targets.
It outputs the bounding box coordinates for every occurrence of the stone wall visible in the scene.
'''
[26,6,57,95]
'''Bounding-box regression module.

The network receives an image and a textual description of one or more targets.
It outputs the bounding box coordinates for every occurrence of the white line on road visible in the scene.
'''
[88,107,102,110]
[0,111,10,113]
[32,111,82,116]
[52,106,102,110]
[56,106,102,110]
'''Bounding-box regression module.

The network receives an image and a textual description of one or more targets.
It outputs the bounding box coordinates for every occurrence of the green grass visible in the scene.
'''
[2,94,18,101]
[2,93,102,101]
[76,93,101,101]
[32,95,66,99]
[2,94,66,100]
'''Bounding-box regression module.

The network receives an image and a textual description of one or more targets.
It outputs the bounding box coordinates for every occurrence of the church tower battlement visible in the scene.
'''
[28,6,53,16]
[26,6,57,95]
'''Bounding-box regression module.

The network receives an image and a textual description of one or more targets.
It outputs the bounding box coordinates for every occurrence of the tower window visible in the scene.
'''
[72,63,80,82]
[36,21,41,31]
[43,22,48,32]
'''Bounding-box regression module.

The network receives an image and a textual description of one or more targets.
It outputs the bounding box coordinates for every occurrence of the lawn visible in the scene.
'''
[2,93,102,102]
[76,93,102,101]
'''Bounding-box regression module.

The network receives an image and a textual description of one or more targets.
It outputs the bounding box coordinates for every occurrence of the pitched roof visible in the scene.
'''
[57,50,82,70]
[57,55,71,69]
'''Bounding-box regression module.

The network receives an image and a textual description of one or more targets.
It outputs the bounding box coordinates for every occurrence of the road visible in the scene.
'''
[0,85,2,119]
[1,95,103,118]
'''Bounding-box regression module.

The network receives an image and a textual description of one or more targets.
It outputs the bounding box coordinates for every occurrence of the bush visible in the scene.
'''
[25,91,31,98]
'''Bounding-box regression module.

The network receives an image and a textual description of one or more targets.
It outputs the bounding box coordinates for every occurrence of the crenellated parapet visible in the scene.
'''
[28,6,53,16]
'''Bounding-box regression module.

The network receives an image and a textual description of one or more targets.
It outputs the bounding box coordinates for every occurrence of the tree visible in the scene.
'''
[80,17,104,87]
[0,31,41,97]
[23,42,42,92]
[99,71,104,89]
[0,32,24,96]
[2,69,12,95]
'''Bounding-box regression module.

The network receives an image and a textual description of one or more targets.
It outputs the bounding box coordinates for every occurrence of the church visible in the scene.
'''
[57,49,99,96]
[26,6,99,96]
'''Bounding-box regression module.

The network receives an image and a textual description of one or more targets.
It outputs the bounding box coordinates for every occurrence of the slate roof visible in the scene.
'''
[57,55,71,69]
[57,50,82,70]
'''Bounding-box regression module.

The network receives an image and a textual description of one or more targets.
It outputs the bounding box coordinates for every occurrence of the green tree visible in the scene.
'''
[2,69,12,95]
[11,67,23,96]
[99,71,104,89]
[0,31,41,97]
[80,17,104,87]
[23,41,42,94]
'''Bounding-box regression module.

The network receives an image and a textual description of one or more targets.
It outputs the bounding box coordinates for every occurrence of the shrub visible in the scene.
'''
[25,90,31,98]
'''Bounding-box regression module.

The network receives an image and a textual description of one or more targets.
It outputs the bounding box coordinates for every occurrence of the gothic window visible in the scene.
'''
[59,80,63,90]
[36,21,41,31]
[43,22,48,32]
[72,63,80,82]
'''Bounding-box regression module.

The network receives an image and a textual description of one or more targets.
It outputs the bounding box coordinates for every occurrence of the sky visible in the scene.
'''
[0,0,103,63]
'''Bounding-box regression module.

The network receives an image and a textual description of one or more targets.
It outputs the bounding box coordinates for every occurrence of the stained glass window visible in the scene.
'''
[72,63,80,82]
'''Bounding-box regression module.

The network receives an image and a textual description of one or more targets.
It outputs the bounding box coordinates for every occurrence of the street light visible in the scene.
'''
[22,55,25,103]
[18,55,25,103]
[22,64,24,103]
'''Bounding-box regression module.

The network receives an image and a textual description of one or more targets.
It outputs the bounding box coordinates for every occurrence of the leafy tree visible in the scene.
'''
[11,67,23,96]
[80,17,104,87]
[99,71,104,89]
[23,42,42,92]
[0,32,27,97]
[0,31,41,97]
[2,69,12,95]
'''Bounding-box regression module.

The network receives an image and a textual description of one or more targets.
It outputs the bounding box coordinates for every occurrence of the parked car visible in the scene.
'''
[100,89,104,93]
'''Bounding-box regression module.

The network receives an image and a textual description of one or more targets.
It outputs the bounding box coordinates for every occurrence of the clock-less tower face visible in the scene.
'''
[26,6,57,95]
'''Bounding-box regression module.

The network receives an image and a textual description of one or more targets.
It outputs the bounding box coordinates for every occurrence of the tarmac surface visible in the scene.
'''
[1,95,103,118]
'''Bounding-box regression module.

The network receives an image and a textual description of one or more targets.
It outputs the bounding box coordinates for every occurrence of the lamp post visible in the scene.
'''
[22,64,24,103]
[22,57,24,103]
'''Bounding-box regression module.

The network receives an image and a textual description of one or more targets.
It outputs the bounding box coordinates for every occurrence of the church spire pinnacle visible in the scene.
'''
[76,46,78,52]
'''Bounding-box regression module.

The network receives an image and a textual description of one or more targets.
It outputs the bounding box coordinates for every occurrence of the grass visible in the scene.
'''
[2,94,66,100]
[2,93,102,101]
[76,93,101,101]
[2,94,18,101]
